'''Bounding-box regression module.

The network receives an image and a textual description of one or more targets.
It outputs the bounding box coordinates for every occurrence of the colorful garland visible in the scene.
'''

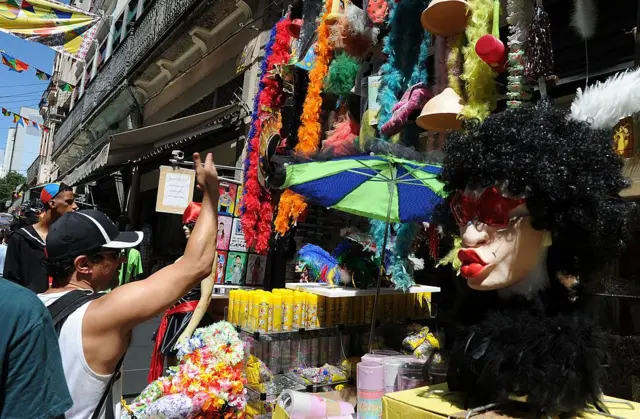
[506,0,533,108]
[274,0,335,237]
[124,322,246,418]
[460,0,498,121]
[241,18,293,253]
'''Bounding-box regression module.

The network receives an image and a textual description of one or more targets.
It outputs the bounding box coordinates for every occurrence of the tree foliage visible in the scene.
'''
[0,171,26,208]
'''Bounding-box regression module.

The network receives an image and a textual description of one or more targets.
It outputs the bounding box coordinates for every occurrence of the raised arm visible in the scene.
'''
[87,153,220,334]
[176,255,216,345]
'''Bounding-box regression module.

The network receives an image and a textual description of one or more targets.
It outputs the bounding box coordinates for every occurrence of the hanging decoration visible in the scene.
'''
[1,106,50,131]
[0,51,29,72]
[524,4,555,88]
[505,0,534,108]
[0,0,100,61]
[274,0,335,237]
[377,0,432,141]
[460,0,498,121]
[241,17,293,254]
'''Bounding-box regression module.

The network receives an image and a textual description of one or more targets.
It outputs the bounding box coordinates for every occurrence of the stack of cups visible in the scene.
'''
[397,359,428,391]
[382,355,416,393]
[357,361,384,419]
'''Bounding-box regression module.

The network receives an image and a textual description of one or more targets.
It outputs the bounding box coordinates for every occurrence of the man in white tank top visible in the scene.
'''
[39,153,220,418]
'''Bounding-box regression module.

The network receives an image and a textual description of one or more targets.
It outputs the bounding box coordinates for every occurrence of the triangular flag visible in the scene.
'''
[36,70,51,80]
[13,114,21,124]
[1,53,29,72]
[23,117,30,126]
[21,0,35,13]
[59,83,74,92]
[43,126,50,133]
[32,121,38,128]
[53,9,73,20]
[1,108,9,117]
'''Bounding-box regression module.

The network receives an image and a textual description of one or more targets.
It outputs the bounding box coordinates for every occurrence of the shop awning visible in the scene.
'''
[61,104,243,185]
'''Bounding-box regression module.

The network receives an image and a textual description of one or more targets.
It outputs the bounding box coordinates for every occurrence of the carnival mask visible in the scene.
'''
[452,187,549,291]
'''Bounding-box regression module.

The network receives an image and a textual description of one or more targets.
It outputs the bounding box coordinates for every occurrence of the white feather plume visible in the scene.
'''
[570,68,640,129]
[570,0,598,40]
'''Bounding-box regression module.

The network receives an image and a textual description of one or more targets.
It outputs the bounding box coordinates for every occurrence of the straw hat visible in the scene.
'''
[416,88,464,132]
[420,0,469,37]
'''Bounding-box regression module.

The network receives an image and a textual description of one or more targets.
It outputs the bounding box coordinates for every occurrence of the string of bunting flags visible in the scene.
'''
[0,51,75,91]
[0,107,49,132]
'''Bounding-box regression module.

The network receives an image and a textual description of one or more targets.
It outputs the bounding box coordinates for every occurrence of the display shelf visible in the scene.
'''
[215,284,259,289]
[285,283,440,297]
[237,317,436,341]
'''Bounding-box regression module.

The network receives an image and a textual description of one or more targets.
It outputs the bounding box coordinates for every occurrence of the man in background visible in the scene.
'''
[4,183,77,293]
[0,279,72,418]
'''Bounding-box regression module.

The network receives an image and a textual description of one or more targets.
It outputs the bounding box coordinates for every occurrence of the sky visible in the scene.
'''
[0,0,71,175]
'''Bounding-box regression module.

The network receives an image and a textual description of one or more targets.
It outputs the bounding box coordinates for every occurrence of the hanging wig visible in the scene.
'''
[460,0,498,121]
[377,0,431,138]
[325,52,360,96]
[241,18,293,253]
[274,0,335,237]
[321,116,360,156]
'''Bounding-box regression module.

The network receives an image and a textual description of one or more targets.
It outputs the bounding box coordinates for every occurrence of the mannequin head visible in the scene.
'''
[182,202,201,239]
[438,102,634,295]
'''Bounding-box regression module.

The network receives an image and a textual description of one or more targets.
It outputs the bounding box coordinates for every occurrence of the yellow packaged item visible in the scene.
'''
[228,290,236,325]
[272,293,283,332]
[239,290,250,328]
[306,293,319,329]
[283,292,294,331]
[292,291,303,330]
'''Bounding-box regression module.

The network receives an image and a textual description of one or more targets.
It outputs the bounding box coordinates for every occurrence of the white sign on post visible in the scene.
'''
[156,166,196,214]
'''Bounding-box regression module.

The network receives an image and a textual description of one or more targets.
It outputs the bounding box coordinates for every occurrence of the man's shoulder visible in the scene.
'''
[0,280,47,331]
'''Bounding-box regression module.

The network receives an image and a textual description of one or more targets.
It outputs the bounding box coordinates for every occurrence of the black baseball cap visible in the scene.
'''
[46,209,143,262]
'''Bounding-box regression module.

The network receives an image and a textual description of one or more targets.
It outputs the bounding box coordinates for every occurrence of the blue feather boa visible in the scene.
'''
[369,220,420,291]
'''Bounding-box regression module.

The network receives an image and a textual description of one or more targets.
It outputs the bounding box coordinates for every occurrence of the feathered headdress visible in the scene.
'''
[295,244,350,285]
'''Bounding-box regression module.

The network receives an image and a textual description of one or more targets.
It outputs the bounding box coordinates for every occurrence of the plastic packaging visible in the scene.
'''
[397,359,428,391]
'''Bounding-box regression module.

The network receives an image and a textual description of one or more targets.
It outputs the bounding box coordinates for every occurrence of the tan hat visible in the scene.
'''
[416,88,464,132]
[420,0,469,37]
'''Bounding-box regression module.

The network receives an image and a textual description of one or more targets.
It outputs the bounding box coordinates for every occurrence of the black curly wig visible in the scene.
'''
[437,100,635,280]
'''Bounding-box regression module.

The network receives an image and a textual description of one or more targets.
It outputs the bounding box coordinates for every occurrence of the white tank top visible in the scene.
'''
[39,292,122,419]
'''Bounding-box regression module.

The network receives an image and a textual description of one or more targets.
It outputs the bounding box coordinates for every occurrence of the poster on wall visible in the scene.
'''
[233,185,243,217]
[155,166,196,214]
[246,254,267,285]
[229,217,247,252]
[215,251,227,284]
[218,183,237,216]
[216,216,232,250]
[225,251,247,285]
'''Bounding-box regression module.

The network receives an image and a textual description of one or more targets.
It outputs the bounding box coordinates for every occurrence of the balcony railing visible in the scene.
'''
[52,0,200,155]
[26,155,41,185]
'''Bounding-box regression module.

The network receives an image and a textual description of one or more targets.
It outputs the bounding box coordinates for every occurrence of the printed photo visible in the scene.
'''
[225,252,247,285]
[215,251,227,284]
[229,217,247,252]
[234,185,243,217]
[246,254,267,285]
[218,183,237,216]
[216,216,232,250]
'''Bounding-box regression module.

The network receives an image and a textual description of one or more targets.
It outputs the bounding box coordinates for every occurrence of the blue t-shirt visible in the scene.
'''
[0,280,72,418]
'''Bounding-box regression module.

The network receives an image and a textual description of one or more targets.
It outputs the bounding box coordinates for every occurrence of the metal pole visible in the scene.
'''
[368,180,395,353]
[635,0,640,66]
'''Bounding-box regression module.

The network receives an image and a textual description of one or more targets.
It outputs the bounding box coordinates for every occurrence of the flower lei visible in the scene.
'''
[241,18,293,254]
[274,0,335,237]
[125,322,247,419]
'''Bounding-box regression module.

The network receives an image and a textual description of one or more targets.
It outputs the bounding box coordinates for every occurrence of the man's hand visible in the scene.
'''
[193,152,219,198]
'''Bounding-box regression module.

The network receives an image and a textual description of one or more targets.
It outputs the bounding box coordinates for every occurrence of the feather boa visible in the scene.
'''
[325,52,359,96]
[369,220,420,291]
[447,35,464,97]
[570,68,640,129]
[377,0,431,140]
[321,116,360,156]
[461,0,498,121]
[241,18,293,253]
[274,0,335,237]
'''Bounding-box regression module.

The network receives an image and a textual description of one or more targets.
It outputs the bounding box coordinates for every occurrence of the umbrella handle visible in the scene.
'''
[368,182,395,353]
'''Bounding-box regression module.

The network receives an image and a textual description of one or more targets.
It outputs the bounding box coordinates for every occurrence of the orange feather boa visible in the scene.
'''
[274,0,335,236]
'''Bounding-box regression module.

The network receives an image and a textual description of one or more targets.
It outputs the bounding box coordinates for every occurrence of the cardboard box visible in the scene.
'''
[382,384,640,419]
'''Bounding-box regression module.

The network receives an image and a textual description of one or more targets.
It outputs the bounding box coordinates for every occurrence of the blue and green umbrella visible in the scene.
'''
[280,154,447,223]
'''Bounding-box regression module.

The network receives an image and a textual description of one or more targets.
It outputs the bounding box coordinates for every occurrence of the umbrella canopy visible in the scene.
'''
[281,155,446,223]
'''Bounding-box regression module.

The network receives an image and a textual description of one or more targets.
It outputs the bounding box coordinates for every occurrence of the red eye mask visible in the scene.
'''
[450,186,525,228]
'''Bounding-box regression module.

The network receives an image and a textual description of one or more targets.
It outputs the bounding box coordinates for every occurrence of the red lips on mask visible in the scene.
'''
[458,248,488,279]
